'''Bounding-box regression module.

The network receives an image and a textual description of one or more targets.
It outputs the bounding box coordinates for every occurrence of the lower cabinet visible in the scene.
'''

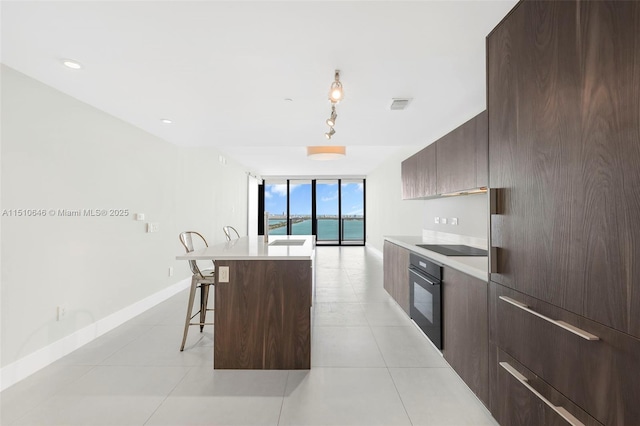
[442,266,489,406]
[489,282,640,425]
[383,241,410,315]
[490,346,602,426]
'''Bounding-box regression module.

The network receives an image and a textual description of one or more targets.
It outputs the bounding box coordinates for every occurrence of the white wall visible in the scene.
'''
[422,193,488,240]
[365,147,425,253]
[0,66,248,374]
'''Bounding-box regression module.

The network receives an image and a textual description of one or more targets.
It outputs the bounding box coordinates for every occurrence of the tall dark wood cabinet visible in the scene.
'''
[487,1,640,425]
[488,0,640,338]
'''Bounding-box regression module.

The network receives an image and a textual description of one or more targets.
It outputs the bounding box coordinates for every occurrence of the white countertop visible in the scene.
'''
[384,235,488,281]
[176,235,316,261]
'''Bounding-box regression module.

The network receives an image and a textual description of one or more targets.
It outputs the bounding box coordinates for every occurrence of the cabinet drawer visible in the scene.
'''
[489,282,640,425]
[490,346,602,426]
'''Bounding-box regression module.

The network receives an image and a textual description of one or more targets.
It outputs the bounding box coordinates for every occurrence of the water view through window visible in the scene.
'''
[263,179,364,245]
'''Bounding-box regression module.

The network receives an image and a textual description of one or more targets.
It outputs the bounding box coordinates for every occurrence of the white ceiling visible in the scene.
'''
[1,0,517,177]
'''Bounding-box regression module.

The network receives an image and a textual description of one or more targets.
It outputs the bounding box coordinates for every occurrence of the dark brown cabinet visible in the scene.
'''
[214,259,312,369]
[489,282,640,425]
[487,1,640,423]
[490,346,603,426]
[437,110,488,194]
[383,241,410,315]
[401,143,436,200]
[488,0,640,337]
[416,143,437,197]
[401,111,486,200]
[442,266,489,406]
[401,152,419,200]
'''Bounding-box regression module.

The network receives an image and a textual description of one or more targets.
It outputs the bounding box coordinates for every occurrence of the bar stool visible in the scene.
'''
[178,231,215,351]
[223,226,240,241]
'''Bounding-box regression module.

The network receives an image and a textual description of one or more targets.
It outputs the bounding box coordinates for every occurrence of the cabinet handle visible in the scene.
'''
[499,362,585,426]
[499,296,599,341]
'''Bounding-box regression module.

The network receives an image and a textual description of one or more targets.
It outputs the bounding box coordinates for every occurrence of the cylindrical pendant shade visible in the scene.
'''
[306,146,346,160]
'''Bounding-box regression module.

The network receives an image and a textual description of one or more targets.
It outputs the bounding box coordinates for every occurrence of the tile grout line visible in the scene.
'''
[361,261,415,426]
[141,364,193,425]
[276,370,289,426]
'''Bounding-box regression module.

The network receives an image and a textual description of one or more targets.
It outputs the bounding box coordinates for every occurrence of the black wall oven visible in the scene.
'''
[409,253,443,349]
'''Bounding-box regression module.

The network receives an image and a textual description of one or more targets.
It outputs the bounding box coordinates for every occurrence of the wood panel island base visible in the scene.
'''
[176,235,315,370]
[214,258,312,369]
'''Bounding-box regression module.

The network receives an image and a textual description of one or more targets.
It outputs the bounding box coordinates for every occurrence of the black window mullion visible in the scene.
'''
[363,179,366,244]
[338,179,342,245]
[286,180,291,235]
[311,179,317,237]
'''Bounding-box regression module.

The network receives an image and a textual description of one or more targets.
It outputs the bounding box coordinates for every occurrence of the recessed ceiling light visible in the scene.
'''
[284,98,293,102]
[62,59,83,70]
[161,119,173,124]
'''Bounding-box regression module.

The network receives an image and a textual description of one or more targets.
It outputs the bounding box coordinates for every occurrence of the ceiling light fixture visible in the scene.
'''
[323,69,343,139]
[160,118,173,124]
[307,146,346,160]
[328,70,343,103]
[62,59,83,70]
[326,105,337,127]
[325,128,336,140]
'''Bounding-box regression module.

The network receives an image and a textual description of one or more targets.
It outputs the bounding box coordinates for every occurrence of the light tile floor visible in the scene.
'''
[1,247,498,426]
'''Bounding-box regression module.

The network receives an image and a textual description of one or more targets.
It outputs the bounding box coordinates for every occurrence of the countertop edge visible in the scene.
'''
[176,254,314,261]
[384,236,489,282]
[176,235,316,261]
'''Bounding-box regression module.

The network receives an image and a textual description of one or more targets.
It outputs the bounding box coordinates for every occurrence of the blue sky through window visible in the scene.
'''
[264,181,363,217]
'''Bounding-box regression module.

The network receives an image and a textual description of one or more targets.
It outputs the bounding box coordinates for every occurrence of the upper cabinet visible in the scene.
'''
[402,144,437,199]
[488,0,640,338]
[401,111,487,200]
[437,110,488,194]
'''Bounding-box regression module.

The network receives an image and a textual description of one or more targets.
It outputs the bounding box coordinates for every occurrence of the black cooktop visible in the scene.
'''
[416,244,488,257]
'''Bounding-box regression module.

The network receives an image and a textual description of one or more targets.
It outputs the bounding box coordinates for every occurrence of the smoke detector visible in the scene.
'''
[389,98,412,110]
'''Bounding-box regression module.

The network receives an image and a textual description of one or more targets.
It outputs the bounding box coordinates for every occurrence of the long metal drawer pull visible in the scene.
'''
[499,296,599,341]
[499,362,584,426]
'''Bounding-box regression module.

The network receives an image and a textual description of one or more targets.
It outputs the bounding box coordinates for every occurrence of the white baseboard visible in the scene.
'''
[366,243,383,259]
[0,277,191,392]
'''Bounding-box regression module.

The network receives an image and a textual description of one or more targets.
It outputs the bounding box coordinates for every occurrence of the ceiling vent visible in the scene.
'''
[389,98,412,110]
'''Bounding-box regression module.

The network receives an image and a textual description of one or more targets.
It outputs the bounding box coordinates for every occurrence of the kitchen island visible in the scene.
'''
[177,235,315,369]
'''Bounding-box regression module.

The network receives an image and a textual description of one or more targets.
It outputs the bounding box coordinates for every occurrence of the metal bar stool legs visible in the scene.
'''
[180,275,214,351]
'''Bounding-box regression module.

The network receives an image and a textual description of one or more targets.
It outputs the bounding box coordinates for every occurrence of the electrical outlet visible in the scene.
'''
[219,266,230,283]
[135,213,145,221]
[441,217,448,224]
[434,217,440,224]
[168,267,173,277]
[146,222,159,233]
[57,306,66,321]
[451,217,459,225]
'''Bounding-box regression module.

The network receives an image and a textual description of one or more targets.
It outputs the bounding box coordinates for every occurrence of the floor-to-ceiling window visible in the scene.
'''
[289,180,312,235]
[341,179,365,245]
[264,180,288,235]
[260,178,365,246]
[315,179,340,243]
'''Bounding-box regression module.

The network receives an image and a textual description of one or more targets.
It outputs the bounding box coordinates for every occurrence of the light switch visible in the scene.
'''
[135,213,145,221]
[441,218,448,224]
[146,223,159,233]
[434,217,440,224]
[451,217,459,225]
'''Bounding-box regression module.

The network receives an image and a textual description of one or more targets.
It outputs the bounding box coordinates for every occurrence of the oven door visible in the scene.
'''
[409,267,442,349]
